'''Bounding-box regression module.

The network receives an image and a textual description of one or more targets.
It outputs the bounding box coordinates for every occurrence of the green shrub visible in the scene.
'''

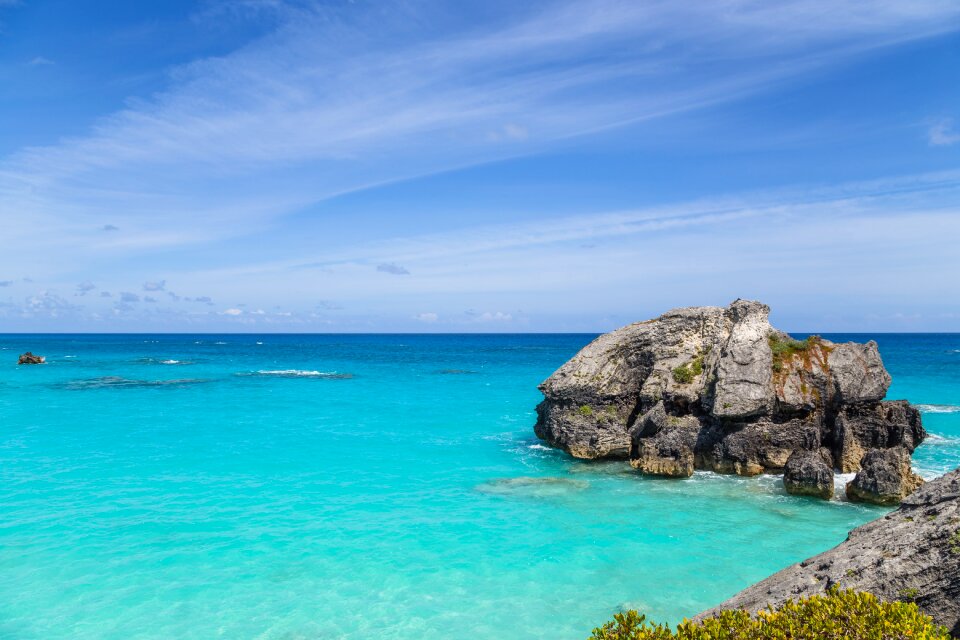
[672,364,695,384]
[588,588,949,640]
[578,405,594,417]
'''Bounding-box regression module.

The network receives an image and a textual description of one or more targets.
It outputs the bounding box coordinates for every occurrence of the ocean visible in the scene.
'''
[1,333,958,639]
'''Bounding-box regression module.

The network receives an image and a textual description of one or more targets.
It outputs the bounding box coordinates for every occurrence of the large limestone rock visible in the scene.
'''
[712,300,774,419]
[534,299,925,502]
[783,450,834,499]
[696,467,960,636]
[847,447,925,506]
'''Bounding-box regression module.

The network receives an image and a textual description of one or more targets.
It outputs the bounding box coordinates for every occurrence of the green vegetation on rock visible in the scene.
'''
[898,587,920,602]
[768,333,820,373]
[588,588,950,640]
[578,405,594,417]
[671,348,708,385]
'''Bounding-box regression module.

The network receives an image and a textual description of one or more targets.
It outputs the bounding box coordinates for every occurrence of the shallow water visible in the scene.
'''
[0,333,957,639]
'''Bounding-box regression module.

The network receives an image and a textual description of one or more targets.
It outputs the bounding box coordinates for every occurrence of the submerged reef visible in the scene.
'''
[534,299,925,504]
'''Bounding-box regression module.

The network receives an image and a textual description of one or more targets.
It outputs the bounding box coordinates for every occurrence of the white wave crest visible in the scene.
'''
[916,404,960,414]
[252,369,354,379]
[924,432,960,444]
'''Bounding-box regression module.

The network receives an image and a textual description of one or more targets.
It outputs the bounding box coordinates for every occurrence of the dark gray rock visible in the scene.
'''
[783,450,834,499]
[834,401,925,473]
[697,467,960,636]
[17,352,45,365]
[534,299,925,503]
[847,447,925,506]
[629,415,700,477]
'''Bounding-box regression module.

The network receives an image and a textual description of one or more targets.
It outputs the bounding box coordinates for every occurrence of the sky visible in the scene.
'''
[0,0,959,333]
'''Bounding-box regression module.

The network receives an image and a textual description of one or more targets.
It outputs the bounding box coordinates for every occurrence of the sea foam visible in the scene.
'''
[249,370,354,379]
[917,404,960,414]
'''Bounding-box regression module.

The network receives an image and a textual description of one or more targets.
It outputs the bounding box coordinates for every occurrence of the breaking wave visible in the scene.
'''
[916,404,960,414]
[241,370,354,379]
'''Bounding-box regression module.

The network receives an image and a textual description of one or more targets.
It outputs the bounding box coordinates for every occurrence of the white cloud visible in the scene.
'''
[415,312,438,322]
[476,311,512,322]
[487,123,528,142]
[377,263,410,275]
[29,56,54,66]
[23,291,78,317]
[143,280,166,291]
[928,118,960,146]
[220,308,243,315]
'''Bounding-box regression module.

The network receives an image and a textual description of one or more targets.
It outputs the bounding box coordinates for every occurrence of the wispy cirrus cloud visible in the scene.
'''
[928,118,960,146]
[2,0,959,265]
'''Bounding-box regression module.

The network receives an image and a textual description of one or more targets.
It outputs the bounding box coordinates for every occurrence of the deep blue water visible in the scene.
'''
[0,333,957,639]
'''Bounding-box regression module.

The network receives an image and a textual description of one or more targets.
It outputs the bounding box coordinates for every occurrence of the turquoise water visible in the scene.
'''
[1,333,957,639]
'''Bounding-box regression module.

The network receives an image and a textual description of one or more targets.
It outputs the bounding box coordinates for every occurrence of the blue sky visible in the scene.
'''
[1,0,959,332]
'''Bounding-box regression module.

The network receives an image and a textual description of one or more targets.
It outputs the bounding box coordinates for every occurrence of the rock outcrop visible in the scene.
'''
[783,450,834,499]
[17,352,45,365]
[847,447,925,505]
[696,467,960,635]
[534,300,925,503]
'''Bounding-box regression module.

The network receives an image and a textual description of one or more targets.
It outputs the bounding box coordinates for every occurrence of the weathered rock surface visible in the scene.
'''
[17,352,45,365]
[534,299,925,502]
[847,447,925,506]
[696,467,960,636]
[783,450,834,499]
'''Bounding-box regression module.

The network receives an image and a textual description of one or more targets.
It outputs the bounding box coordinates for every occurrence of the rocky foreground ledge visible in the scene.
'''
[696,467,960,635]
[534,299,926,504]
